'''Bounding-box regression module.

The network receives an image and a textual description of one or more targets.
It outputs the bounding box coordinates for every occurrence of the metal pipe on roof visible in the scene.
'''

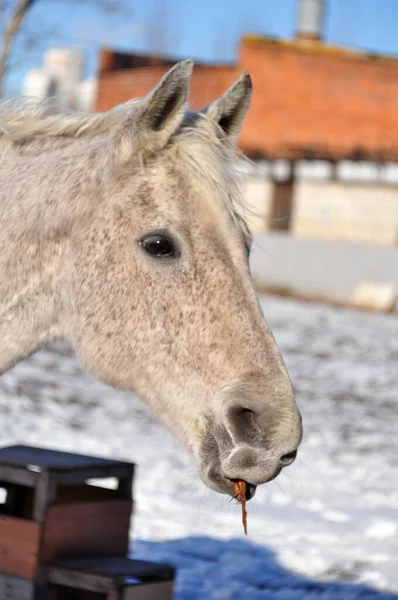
[296,0,325,41]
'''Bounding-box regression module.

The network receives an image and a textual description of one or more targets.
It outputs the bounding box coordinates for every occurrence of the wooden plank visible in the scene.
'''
[0,573,35,600]
[43,587,105,600]
[54,466,134,486]
[0,446,134,472]
[0,465,37,487]
[0,516,40,579]
[55,483,122,504]
[48,556,175,581]
[40,500,132,562]
[34,472,57,523]
[47,566,115,593]
[124,581,174,600]
[46,574,174,600]
[117,473,134,500]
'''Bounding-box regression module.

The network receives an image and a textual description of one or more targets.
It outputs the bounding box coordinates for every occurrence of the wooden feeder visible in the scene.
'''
[0,445,175,599]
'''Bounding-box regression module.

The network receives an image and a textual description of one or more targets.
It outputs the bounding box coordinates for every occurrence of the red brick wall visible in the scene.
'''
[238,38,398,160]
[95,39,398,161]
[96,63,238,113]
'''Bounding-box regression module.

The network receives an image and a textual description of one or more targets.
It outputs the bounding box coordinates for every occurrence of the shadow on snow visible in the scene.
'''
[132,536,398,600]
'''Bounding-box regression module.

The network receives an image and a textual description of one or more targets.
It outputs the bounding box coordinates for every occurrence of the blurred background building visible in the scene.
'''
[93,0,398,247]
[22,47,97,111]
[17,0,398,250]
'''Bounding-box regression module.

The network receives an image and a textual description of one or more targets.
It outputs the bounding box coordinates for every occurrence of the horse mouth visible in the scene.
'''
[202,463,257,500]
[246,482,257,500]
[198,430,260,500]
[230,479,257,501]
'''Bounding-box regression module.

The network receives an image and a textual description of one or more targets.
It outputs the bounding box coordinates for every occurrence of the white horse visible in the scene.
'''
[0,61,302,499]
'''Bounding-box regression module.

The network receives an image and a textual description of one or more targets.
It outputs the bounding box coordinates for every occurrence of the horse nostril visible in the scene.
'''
[280,449,297,466]
[226,404,260,443]
[235,407,257,424]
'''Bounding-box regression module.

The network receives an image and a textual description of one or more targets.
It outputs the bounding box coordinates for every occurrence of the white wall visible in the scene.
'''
[241,177,274,232]
[292,181,398,245]
[22,69,53,101]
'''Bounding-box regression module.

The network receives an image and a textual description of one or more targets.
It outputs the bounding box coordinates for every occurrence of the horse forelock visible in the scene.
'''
[170,115,251,230]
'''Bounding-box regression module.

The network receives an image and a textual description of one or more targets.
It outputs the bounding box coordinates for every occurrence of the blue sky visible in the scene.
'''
[4,0,398,96]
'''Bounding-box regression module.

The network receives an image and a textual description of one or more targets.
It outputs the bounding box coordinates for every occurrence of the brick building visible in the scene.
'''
[94,3,398,245]
[97,38,398,164]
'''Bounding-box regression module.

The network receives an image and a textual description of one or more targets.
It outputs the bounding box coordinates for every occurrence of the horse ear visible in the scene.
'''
[201,72,252,145]
[110,59,193,163]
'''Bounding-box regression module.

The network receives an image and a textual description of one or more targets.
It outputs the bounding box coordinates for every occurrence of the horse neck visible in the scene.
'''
[0,230,66,373]
[0,141,90,374]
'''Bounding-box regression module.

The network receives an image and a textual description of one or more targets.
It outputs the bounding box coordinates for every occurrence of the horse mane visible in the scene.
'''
[0,97,140,141]
[0,97,253,234]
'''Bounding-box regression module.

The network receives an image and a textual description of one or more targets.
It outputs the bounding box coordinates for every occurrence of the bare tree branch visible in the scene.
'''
[46,0,130,17]
[0,0,131,95]
[5,21,56,75]
[0,0,36,93]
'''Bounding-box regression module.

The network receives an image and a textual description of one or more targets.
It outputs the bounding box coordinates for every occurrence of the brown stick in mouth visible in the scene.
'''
[234,480,248,535]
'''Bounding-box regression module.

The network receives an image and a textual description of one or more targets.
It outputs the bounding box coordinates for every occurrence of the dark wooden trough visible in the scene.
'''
[0,445,175,599]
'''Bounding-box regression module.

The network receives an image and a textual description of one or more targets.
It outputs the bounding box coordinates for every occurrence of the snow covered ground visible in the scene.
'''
[0,295,397,599]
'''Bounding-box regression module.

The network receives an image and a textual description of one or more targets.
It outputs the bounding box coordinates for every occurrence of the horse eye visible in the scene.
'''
[140,234,177,259]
